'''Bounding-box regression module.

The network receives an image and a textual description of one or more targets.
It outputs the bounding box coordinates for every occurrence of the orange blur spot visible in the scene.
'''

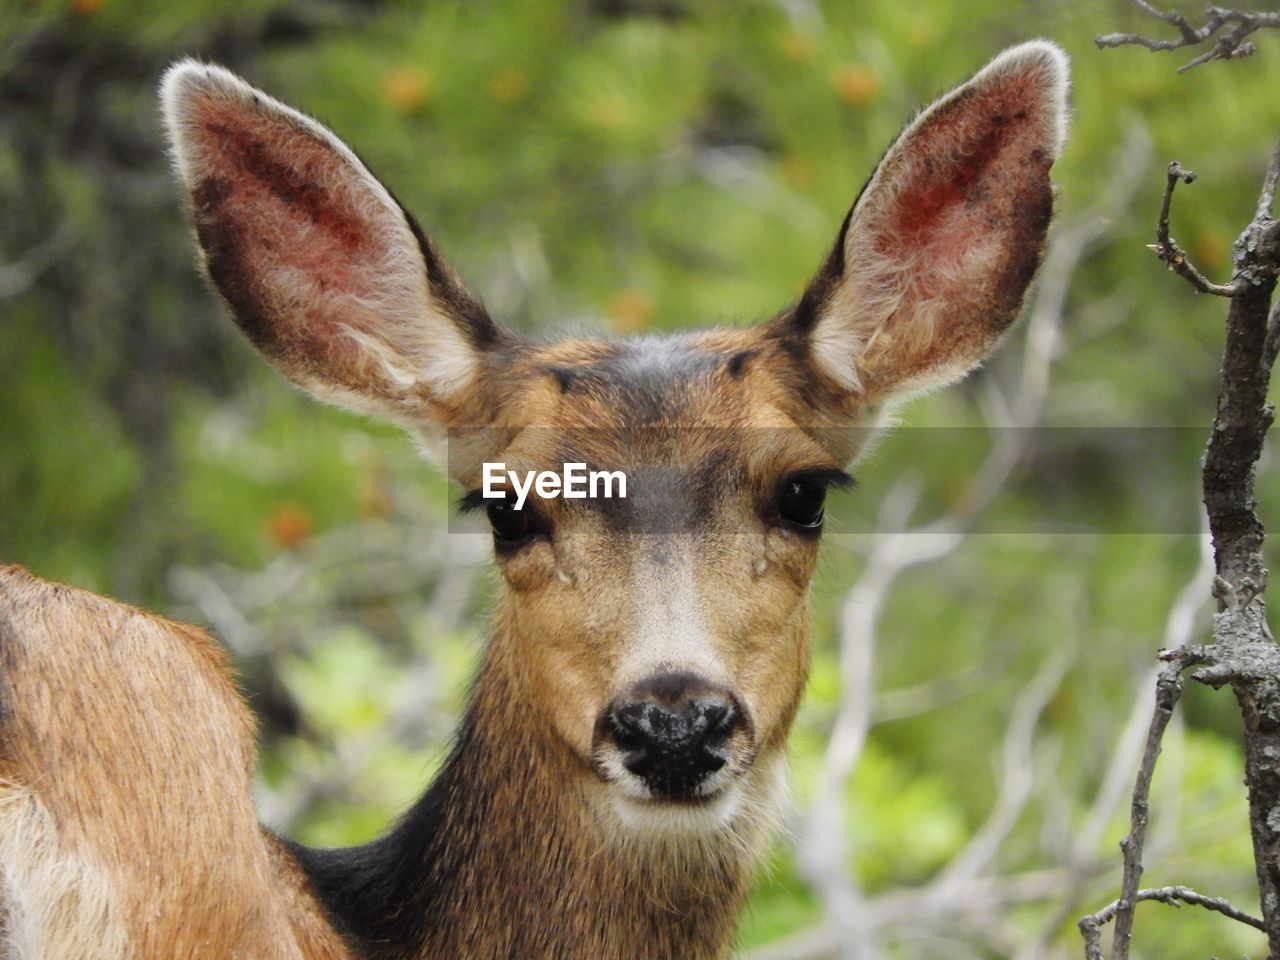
[606,288,655,333]
[832,64,882,107]
[489,68,530,105]
[381,66,433,114]
[267,502,314,550]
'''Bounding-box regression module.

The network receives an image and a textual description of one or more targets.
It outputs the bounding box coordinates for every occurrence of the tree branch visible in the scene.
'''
[1088,13,1280,954]
[1096,1,1280,72]
[1080,884,1266,960]
[1079,121,1280,960]
[1103,660,1187,960]
[1147,161,1238,296]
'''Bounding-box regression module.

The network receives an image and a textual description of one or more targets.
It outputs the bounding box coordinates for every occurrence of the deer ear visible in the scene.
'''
[160,60,517,432]
[776,41,1068,401]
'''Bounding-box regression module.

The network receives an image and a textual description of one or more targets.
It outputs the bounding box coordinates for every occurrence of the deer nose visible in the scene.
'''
[601,673,744,799]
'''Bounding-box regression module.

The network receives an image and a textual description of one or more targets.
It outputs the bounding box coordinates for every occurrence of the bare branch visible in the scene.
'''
[1147,161,1238,297]
[930,652,1071,893]
[1017,534,1213,960]
[741,867,1101,960]
[1105,660,1187,960]
[871,657,997,722]
[1079,884,1265,959]
[1089,534,1213,850]
[0,224,74,300]
[1186,139,1280,958]
[1078,25,1280,934]
[1096,1,1280,72]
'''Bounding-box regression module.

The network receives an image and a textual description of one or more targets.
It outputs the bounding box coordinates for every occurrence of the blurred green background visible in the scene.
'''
[4,1,1280,957]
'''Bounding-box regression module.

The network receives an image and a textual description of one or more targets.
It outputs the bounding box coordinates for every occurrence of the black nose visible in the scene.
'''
[601,673,744,799]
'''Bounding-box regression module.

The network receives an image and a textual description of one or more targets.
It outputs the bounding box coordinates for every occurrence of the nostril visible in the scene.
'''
[695,699,734,739]
[608,703,654,752]
[606,697,737,762]
[701,753,727,774]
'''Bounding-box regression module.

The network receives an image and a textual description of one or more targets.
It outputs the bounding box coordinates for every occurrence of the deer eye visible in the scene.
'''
[486,495,543,550]
[778,476,827,530]
[775,469,853,534]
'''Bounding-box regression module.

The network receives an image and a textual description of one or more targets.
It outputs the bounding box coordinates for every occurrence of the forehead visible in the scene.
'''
[556,336,746,420]
[486,330,838,504]
[511,331,795,447]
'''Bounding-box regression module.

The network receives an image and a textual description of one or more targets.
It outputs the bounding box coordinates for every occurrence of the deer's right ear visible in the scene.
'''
[770,42,1068,410]
[160,60,518,439]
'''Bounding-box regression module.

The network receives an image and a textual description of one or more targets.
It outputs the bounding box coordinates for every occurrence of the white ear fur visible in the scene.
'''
[809,41,1069,396]
[983,41,1070,156]
[159,59,480,416]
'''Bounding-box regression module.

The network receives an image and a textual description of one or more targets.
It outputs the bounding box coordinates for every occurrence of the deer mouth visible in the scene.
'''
[648,791,723,808]
[603,777,748,835]
[589,731,755,814]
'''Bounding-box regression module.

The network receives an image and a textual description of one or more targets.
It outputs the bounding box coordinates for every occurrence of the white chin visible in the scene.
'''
[607,782,744,835]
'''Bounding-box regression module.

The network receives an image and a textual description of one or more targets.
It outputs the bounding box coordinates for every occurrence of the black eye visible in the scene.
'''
[486,495,541,550]
[778,476,828,531]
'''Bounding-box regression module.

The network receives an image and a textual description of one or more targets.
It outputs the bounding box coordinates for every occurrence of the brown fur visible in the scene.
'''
[0,565,350,959]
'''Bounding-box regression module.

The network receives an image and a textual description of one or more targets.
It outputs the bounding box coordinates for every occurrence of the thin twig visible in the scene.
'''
[1104,660,1188,960]
[1147,161,1238,296]
[1252,137,1280,222]
[1079,884,1265,959]
[1097,1,1280,72]
[1018,532,1214,960]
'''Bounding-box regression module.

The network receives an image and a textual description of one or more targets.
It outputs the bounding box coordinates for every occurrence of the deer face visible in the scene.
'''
[161,43,1067,836]
[462,331,873,831]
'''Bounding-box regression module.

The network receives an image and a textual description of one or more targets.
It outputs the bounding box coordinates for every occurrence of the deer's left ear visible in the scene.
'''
[773,41,1068,401]
[159,60,519,438]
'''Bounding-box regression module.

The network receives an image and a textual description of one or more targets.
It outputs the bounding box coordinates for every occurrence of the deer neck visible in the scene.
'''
[294,637,774,960]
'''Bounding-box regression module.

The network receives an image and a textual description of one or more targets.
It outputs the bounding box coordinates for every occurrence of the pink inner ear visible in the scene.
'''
[876,75,1052,266]
[835,64,1056,395]
[184,91,403,382]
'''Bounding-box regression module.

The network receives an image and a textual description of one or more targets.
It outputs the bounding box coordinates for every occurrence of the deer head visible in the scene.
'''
[160,41,1068,843]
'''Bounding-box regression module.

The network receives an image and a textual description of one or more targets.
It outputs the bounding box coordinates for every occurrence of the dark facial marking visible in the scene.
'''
[388,184,506,352]
[545,366,577,393]
[725,350,756,379]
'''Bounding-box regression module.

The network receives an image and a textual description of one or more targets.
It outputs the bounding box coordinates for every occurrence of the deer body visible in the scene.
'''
[0,41,1069,959]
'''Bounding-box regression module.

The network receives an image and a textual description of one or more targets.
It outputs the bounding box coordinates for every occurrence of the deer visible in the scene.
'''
[0,40,1069,960]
